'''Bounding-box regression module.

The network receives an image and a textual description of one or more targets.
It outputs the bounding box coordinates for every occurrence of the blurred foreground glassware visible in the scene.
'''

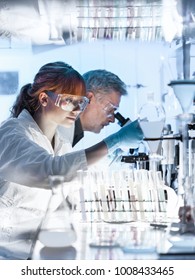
[32,175,77,256]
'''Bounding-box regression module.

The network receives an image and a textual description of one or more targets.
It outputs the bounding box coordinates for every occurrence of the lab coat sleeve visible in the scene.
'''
[0,120,88,188]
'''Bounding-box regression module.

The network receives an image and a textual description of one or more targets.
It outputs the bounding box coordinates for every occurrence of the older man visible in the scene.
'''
[72,69,128,146]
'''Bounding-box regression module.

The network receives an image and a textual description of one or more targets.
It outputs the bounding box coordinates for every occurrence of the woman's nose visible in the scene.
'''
[72,105,81,113]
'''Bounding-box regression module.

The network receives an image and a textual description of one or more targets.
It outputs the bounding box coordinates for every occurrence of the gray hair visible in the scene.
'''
[82,69,128,97]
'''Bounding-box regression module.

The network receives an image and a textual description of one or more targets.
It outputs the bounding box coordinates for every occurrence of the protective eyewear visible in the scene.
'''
[46,91,89,112]
[101,101,118,117]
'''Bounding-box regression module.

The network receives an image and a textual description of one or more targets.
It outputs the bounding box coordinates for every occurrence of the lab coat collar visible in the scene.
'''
[18,109,43,132]
[18,109,72,155]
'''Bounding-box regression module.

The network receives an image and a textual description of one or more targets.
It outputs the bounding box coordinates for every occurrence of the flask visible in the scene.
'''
[37,175,77,248]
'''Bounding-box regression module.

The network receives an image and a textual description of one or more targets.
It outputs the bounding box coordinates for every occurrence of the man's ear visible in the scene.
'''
[86,91,94,101]
[38,92,48,107]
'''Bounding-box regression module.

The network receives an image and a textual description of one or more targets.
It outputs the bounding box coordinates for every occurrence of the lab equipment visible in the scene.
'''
[36,175,77,248]
[114,112,131,127]
[138,92,166,222]
[138,92,166,169]
[76,169,176,224]
[166,80,195,248]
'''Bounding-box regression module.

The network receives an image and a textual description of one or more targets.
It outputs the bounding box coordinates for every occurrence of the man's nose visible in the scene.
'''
[108,114,115,123]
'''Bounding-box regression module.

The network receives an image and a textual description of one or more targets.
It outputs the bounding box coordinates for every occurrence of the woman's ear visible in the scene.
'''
[38,92,48,107]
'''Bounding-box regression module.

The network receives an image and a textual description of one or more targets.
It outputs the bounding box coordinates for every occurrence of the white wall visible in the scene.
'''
[1,39,192,149]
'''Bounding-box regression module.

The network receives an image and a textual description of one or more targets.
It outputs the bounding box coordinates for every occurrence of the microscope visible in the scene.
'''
[114,112,149,167]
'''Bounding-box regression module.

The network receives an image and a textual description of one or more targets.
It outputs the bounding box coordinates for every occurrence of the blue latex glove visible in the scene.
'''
[104,119,144,153]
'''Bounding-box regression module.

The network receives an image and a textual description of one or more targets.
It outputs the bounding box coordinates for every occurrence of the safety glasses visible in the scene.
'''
[103,101,118,117]
[96,97,118,117]
[45,91,89,112]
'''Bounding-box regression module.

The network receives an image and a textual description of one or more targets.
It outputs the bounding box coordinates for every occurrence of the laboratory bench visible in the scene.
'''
[31,220,195,260]
[1,218,194,260]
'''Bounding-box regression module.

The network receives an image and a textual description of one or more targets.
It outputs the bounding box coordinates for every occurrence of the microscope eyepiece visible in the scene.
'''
[114,112,130,127]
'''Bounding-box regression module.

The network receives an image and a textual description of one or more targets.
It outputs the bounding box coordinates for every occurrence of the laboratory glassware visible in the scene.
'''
[138,92,166,222]
[167,80,195,237]
[37,175,77,248]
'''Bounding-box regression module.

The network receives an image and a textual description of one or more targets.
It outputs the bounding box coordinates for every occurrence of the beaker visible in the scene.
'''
[37,175,77,248]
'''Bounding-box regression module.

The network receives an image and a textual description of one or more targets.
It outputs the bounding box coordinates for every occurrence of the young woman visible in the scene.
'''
[0,61,143,258]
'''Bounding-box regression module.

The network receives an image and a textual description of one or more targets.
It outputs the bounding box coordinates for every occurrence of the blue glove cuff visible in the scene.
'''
[104,133,120,153]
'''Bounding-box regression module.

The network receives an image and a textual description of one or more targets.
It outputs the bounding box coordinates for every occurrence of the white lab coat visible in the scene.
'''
[0,109,87,259]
